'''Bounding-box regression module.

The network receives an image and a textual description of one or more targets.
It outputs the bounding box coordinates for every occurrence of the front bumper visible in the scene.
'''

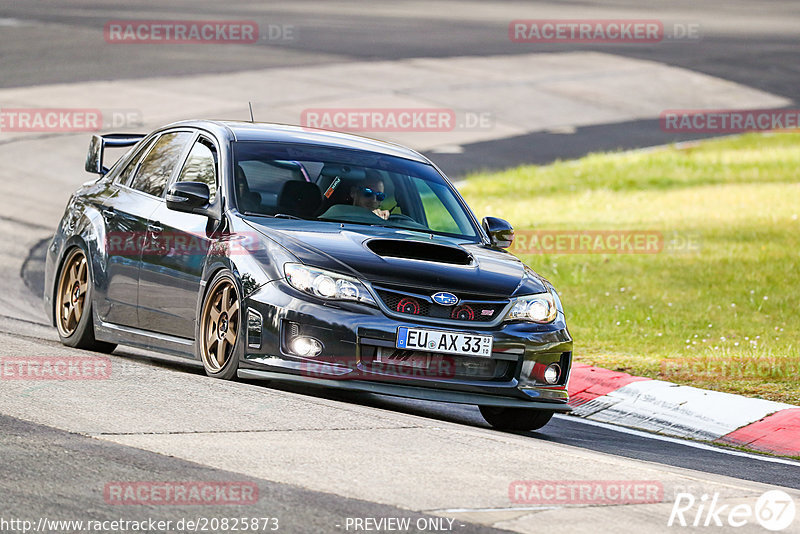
[241,280,573,408]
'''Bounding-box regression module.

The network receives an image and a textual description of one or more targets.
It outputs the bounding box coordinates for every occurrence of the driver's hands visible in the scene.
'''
[373,208,390,220]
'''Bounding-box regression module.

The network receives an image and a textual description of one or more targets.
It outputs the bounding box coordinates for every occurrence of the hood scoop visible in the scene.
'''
[366,239,473,265]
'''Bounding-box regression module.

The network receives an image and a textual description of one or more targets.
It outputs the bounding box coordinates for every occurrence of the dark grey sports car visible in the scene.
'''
[45,120,572,430]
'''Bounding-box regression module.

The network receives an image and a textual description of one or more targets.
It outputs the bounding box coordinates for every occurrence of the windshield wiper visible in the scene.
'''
[242,211,301,220]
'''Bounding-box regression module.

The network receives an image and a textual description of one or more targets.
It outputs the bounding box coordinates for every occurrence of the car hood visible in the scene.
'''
[243,217,547,297]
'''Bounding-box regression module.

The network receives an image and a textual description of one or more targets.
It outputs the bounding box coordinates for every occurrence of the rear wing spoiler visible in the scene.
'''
[85,133,146,175]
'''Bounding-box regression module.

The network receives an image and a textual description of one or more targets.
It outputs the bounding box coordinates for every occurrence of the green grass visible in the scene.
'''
[459,133,800,405]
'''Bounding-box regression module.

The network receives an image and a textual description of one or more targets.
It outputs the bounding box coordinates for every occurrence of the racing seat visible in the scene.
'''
[276,181,322,219]
[235,165,262,213]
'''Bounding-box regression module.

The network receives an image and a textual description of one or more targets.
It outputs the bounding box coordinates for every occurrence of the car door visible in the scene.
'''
[118,130,194,330]
[95,135,160,327]
[137,133,219,338]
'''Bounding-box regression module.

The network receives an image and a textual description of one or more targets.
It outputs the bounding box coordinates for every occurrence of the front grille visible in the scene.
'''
[360,346,512,382]
[376,291,432,316]
[374,286,508,323]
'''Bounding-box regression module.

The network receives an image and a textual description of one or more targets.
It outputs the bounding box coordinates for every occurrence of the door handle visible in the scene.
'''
[102,207,116,222]
[147,223,163,237]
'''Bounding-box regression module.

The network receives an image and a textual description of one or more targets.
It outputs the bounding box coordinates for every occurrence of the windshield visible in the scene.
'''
[232,142,478,239]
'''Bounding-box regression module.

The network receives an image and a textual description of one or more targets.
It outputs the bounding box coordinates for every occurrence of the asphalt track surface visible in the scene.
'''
[1,0,799,173]
[1,414,507,534]
[1,1,800,532]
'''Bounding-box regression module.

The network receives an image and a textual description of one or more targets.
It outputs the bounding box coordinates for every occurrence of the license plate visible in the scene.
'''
[396,327,493,357]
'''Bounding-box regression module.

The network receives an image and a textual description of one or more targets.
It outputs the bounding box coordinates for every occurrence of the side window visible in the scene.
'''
[113,137,156,186]
[176,137,218,202]
[130,132,192,197]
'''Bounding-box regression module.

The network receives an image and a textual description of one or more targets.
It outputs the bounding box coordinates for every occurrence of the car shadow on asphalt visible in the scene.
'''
[114,344,557,436]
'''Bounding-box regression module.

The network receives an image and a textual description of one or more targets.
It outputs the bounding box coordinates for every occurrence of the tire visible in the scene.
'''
[198,271,241,380]
[479,406,554,431]
[54,247,117,353]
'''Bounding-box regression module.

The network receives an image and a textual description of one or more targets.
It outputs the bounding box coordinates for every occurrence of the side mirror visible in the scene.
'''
[166,182,211,214]
[85,135,105,175]
[482,216,514,249]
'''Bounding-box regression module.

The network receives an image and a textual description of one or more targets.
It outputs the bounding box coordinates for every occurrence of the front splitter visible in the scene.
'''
[238,368,572,411]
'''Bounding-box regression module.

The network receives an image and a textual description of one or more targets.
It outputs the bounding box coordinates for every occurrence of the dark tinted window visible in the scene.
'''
[113,137,156,186]
[176,137,218,201]
[131,132,192,197]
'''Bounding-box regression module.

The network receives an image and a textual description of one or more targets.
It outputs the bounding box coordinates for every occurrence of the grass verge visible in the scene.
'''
[459,132,800,404]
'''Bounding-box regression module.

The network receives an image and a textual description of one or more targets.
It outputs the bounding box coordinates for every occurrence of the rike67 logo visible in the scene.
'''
[669,490,796,531]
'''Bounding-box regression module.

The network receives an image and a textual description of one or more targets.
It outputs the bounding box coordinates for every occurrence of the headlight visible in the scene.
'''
[505,292,558,323]
[284,263,376,305]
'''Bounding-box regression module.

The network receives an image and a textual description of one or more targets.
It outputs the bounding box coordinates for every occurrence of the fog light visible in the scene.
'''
[544,363,561,385]
[291,336,323,357]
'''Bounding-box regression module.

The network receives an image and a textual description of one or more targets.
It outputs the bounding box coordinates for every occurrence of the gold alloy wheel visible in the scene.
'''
[55,248,89,338]
[200,277,240,373]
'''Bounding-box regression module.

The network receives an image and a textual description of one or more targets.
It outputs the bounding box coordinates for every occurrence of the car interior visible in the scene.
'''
[231,153,474,239]
[234,160,401,220]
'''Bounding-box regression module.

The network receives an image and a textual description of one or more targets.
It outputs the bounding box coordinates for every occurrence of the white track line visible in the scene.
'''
[555,414,800,467]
